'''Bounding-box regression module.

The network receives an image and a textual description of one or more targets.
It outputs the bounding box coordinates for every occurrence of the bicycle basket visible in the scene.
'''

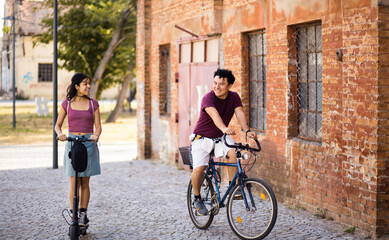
[178,146,192,168]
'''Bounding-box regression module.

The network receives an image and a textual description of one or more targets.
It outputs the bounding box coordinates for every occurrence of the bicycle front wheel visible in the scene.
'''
[187,176,215,229]
[227,178,277,240]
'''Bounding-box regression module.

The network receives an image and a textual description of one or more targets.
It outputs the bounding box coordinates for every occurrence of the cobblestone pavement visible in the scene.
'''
[0,144,366,240]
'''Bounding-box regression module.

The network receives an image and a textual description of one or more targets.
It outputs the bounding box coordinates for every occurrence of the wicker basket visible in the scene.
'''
[179,146,192,168]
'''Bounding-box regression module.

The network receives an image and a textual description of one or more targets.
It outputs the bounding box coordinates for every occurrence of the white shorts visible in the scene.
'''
[190,134,235,169]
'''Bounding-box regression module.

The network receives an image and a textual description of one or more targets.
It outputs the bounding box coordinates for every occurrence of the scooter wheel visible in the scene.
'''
[69,225,79,240]
[81,227,87,235]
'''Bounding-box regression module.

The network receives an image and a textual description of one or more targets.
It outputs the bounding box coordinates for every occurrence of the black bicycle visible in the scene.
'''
[59,136,92,240]
[182,134,277,240]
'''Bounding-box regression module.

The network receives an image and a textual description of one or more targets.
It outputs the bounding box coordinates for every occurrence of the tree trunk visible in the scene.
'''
[89,3,132,98]
[128,87,136,112]
[105,66,134,123]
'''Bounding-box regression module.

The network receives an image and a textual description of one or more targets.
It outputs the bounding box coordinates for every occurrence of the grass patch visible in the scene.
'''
[314,208,328,219]
[295,204,306,211]
[0,101,137,145]
[0,112,54,144]
[344,226,356,234]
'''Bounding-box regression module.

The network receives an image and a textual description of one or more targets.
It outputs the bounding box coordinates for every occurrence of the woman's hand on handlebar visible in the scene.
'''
[90,134,99,142]
[223,127,236,135]
[57,133,67,141]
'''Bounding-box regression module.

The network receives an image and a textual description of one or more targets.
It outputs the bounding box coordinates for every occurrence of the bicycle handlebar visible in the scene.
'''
[56,136,94,142]
[223,133,261,152]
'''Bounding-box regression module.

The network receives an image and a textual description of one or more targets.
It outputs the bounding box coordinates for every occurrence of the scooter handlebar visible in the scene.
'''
[56,136,94,142]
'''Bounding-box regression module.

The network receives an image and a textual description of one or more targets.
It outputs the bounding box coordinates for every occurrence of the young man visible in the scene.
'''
[190,68,257,215]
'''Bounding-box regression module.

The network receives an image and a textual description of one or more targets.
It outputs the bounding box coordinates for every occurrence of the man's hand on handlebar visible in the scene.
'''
[222,133,261,152]
[223,127,236,135]
[246,131,257,139]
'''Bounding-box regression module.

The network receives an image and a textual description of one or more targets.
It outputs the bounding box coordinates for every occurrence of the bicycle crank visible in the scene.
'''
[211,194,220,215]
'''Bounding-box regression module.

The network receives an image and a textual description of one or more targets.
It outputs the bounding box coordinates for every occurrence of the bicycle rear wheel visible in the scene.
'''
[227,178,277,240]
[187,176,215,229]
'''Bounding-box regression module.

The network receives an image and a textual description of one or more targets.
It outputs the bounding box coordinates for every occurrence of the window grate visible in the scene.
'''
[159,45,171,115]
[296,23,322,141]
[248,31,267,131]
[38,63,52,82]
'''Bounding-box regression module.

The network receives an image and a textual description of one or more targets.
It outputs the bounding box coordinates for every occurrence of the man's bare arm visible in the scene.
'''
[205,107,236,135]
[235,106,257,139]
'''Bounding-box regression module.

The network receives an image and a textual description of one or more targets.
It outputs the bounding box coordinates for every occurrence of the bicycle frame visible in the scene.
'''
[187,134,277,239]
[206,156,251,209]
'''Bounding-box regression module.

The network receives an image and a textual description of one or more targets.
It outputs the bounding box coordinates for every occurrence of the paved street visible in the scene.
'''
[0,144,365,239]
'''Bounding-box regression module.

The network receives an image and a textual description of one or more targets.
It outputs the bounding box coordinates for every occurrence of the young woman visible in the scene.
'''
[55,73,102,226]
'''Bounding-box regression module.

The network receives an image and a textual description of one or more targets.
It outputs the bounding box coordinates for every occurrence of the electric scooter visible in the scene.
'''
[59,136,92,240]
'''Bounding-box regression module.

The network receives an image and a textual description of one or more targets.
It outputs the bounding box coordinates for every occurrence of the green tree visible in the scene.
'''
[37,0,136,99]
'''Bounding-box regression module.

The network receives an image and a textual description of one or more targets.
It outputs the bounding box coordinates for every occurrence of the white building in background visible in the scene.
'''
[1,38,10,92]
[1,0,118,100]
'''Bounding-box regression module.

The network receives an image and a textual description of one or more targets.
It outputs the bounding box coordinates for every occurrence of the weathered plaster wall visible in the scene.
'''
[13,36,72,100]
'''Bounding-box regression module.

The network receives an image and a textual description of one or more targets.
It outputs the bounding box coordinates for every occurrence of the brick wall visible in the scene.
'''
[136,0,152,159]
[262,17,291,202]
[341,3,380,233]
[317,0,344,221]
[137,0,388,237]
[377,3,389,236]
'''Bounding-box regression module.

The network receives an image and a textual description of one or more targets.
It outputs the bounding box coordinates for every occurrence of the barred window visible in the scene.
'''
[159,45,171,115]
[296,23,322,141]
[248,31,266,131]
[38,63,52,82]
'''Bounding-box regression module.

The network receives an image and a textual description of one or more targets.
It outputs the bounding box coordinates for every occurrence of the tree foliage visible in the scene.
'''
[37,0,136,98]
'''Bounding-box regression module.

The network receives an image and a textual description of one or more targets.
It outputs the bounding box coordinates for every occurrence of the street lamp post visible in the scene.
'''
[3,14,16,128]
[53,0,58,169]
[12,13,15,129]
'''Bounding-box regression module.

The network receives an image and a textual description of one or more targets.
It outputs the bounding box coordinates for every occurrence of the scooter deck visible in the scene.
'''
[67,224,89,236]
[80,224,89,230]
[79,224,89,236]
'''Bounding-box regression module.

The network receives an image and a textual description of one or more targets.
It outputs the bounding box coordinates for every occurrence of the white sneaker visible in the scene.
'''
[78,211,89,226]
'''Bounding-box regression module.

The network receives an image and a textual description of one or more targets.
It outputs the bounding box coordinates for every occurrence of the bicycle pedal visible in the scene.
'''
[80,224,89,228]
[195,210,208,216]
[234,195,244,200]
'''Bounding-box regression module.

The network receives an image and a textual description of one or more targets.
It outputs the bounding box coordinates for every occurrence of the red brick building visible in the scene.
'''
[136,0,389,237]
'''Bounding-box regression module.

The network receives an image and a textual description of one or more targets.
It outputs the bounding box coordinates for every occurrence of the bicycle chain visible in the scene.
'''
[211,194,220,215]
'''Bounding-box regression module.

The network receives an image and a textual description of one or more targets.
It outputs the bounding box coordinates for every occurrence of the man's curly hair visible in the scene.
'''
[214,69,235,85]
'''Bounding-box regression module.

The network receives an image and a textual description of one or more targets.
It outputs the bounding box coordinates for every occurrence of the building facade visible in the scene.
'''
[1,0,120,100]
[1,0,73,99]
[136,0,389,238]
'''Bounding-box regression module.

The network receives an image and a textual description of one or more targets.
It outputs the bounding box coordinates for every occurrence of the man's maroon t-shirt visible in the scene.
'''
[193,90,243,138]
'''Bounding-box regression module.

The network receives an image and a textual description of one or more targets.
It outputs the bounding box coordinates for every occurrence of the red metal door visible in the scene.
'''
[190,63,219,130]
[178,63,218,168]
[178,63,191,149]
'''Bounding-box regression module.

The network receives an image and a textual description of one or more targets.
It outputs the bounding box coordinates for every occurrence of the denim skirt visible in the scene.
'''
[63,133,101,177]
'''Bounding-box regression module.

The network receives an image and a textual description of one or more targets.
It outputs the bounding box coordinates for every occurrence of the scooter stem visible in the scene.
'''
[72,171,79,226]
